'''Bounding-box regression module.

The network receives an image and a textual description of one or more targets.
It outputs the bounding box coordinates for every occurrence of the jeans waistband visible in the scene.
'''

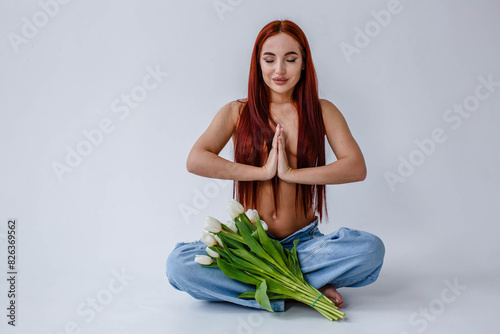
[266,216,320,248]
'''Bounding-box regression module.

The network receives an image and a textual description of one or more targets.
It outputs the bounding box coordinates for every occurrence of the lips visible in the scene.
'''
[272,78,288,84]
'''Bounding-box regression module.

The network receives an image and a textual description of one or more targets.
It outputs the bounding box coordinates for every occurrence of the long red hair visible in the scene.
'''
[233,20,328,222]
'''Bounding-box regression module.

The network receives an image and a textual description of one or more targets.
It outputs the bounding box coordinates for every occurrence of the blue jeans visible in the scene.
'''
[166,218,385,312]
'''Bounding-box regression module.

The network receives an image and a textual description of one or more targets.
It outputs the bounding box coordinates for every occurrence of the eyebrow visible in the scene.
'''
[262,51,299,56]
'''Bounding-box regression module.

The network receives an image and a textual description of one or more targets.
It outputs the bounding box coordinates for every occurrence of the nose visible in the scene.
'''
[275,59,286,75]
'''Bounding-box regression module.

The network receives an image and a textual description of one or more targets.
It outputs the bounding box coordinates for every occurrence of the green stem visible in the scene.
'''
[315,298,346,319]
[219,230,245,243]
[238,268,345,320]
[271,278,346,320]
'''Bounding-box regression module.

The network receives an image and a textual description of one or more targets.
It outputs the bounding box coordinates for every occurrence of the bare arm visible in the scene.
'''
[278,99,367,185]
[186,101,276,181]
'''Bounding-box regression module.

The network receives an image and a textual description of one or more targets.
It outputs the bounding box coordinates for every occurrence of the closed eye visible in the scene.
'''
[264,59,297,63]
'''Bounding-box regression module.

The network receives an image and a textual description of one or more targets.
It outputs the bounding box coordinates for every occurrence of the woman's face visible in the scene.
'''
[259,33,304,100]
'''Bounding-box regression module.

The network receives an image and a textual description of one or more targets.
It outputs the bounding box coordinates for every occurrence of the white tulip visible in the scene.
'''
[200,232,217,247]
[245,209,259,223]
[223,220,238,233]
[227,199,245,219]
[212,233,223,247]
[194,255,213,265]
[205,247,220,258]
[260,220,269,231]
[204,216,222,233]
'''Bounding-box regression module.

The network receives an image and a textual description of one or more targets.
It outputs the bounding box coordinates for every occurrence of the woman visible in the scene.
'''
[166,19,384,312]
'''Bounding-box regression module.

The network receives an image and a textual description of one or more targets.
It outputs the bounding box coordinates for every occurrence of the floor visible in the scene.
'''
[2,262,497,334]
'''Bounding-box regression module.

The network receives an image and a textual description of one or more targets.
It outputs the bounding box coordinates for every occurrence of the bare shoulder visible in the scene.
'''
[191,99,247,155]
[319,98,363,161]
[232,98,247,116]
[319,98,348,128]
[218,99,246,125]
[319,98,342,118]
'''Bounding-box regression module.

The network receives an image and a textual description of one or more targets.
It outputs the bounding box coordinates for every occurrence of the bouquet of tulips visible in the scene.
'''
[194,199,346,321]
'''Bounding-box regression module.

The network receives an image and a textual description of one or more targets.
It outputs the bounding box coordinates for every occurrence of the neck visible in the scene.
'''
[268,89,294,104]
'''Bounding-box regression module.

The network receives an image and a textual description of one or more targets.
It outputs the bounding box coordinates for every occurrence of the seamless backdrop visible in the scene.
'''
[1,1,499,333]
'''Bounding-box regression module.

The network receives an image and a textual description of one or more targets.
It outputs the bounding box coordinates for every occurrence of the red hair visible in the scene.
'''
[233,20,327,222]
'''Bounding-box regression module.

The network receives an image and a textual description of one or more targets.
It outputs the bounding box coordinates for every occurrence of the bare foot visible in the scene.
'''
[319,284,344,308]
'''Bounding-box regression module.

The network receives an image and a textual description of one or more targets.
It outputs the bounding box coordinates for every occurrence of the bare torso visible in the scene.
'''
[232,101,317,239]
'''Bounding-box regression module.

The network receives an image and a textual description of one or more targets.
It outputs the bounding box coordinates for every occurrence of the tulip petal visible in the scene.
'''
[194,255,213,265]
[206,247,220,258]
[222,220,238,233]
[260,220,268,231]
[227,199,245,219]
[212,233,223,247]
[204,216,222,233]
[245,209,259,223]
[200,232,217,247]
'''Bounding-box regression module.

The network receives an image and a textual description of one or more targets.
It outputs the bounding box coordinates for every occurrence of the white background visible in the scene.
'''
[1,0,499,333]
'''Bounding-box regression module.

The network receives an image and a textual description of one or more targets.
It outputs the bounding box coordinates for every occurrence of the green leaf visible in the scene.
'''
[256,218,288,270]
[267,293,289,300]
[219,232,247,250]
[208,246,222,255]
[239,213,256,231]
[224,248,268,275]
[219,231,244,244]
[290,238,304,281]
[214,247,231,260]
[255,280,274,312]
[217,258,260,286]
[238,290,288,300]
[237,291,257,299]
[271,239,290,268]
[283,248,292,269]
[221,224,235,233]
[235,220,275,264]
[231,248,275,274]
[264,277,298,298]
[201,263,218,268]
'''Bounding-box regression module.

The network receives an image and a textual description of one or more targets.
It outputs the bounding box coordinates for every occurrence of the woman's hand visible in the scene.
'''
[261,124,279,180]
[277,124,294,182]
[261,124,294,181]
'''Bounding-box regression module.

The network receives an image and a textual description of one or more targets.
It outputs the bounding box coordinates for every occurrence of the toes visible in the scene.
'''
[333,292,343,306]
[328,289,343,308]
[332,296,343,308]
[319,285,344,308]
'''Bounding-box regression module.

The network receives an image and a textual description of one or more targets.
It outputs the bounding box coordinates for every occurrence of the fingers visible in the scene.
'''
[263,124,280,180]
[272,124,279,149]
[272,124,283,150]
[277,124,285,151]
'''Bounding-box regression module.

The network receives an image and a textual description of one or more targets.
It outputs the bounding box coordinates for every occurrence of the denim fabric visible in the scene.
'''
[166,218,385,312]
